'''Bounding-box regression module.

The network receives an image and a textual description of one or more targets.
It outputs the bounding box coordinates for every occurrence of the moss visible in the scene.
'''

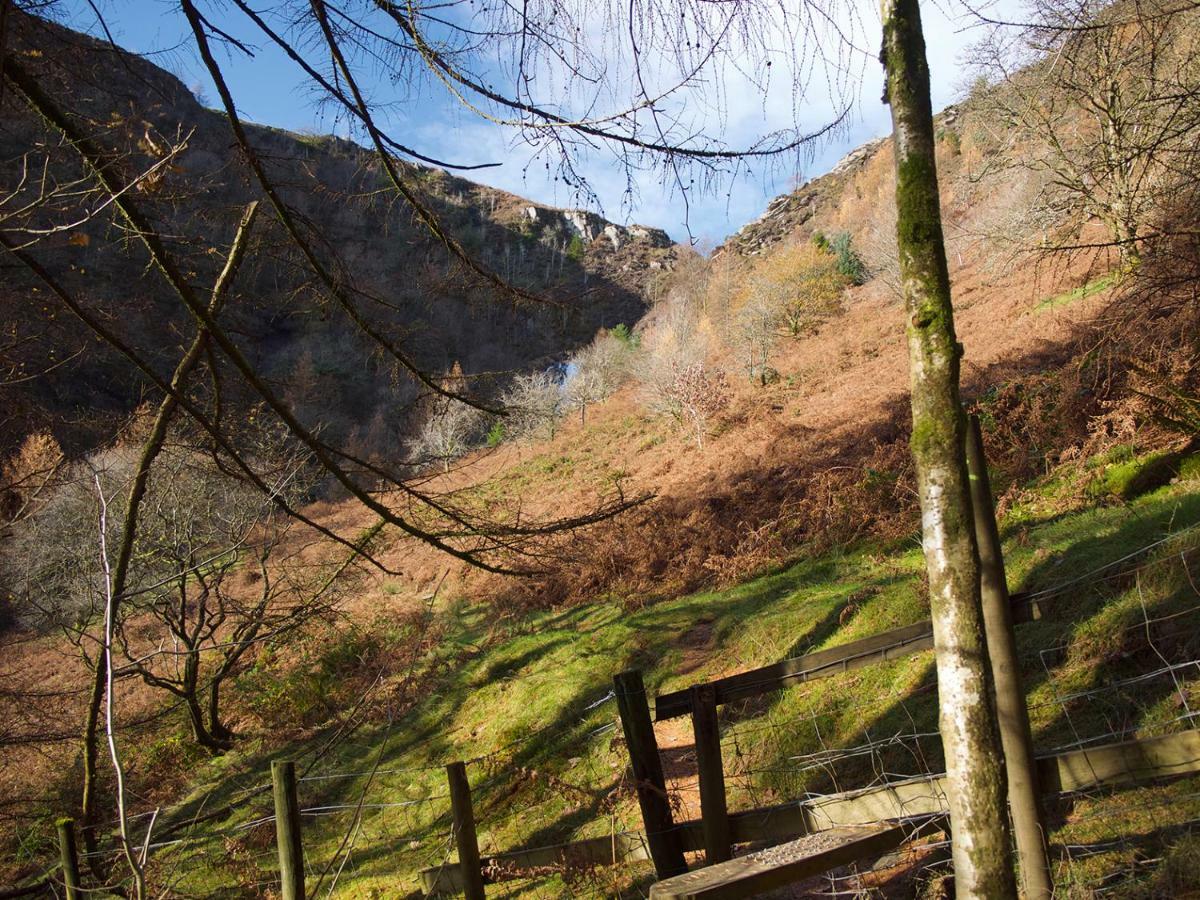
[1178,452,1200,481]
[1035,273,1117,313]
[908,417,932,458]
[1088,447,1193,501]
[895,155,943,254]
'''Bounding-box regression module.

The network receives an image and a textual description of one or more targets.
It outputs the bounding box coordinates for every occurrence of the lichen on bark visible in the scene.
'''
[880,0,1017,895]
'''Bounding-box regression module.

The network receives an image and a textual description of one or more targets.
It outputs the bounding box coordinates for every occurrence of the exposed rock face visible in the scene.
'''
[716,110,966,260]
[717,138,888,257]
[521,206,671,252]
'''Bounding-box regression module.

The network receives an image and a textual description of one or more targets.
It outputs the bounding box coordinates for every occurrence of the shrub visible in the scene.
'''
[566,234,586,261]
[609,322,641,348]
[829,232,868,284]
[486,421,506,447]
[645,360,730,447]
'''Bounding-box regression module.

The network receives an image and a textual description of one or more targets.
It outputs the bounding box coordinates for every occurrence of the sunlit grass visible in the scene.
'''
[155,469,1200,896]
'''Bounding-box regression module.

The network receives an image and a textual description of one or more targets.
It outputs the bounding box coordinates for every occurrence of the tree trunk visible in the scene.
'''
[80,664,105,870]
[208,681,234,743]
[880,0,1017,895]
[183,655,229,753]
[72,202,259,856]
[182,691,229,753]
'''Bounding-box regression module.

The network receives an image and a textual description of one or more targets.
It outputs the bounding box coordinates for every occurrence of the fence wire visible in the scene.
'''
[70,526,1200,897]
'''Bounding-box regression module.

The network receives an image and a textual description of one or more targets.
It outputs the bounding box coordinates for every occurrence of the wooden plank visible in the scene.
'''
[691,685,732,864]
[804,775,950,830]
[653,622,935,721]
[648,824,906,900]
[726,803,809,846]
[802,730,1200,829]
[1039,729,1200,794]
[615,669,688,877]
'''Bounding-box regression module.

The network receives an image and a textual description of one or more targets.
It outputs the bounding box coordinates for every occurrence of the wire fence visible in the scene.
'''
[55,524,1200,897]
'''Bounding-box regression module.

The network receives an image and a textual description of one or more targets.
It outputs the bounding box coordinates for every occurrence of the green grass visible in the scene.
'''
[137,470,1200,897]
[1036,273,1118,313]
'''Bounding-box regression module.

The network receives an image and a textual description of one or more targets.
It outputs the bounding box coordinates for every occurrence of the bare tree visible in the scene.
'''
[564,330,632,425]
[112,446,334,752]
[2,434,331,753]
[501,370,565,441]
[969,0,1200,265]
[409,395,486,472]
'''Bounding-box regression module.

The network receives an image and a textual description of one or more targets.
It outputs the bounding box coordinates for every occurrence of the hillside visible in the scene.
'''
[3,2,1200,897]
[0,11,675,457]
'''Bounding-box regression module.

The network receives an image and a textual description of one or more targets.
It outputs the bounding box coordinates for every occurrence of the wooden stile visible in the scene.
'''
[614,669,688,879]
[420,727,1200,893]
[690,684,731,865]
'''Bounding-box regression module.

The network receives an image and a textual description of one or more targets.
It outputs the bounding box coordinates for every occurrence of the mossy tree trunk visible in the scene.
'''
[880,0,1017,895]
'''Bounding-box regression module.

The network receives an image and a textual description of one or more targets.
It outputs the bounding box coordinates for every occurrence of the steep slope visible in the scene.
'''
[343,88,1159,609]
[0,12,675,456]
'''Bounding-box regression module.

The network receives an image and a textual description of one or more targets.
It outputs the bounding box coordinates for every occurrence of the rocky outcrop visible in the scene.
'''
[523,205,672,251]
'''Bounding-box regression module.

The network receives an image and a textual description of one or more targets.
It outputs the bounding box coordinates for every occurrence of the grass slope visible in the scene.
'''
[139,460,1200,898]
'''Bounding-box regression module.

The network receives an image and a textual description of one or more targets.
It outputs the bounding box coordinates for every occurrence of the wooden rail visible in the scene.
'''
[652,592,1038,721]
[648,823,909,899]
[419,727,1200,893]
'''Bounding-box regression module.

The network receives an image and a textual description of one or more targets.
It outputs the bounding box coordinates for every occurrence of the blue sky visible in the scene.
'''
[57,0,1015,245]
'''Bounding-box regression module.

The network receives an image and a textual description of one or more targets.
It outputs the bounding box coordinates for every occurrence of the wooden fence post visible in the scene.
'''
[966,414,1053,900]
[271,759,305,900]
[690,684,732,865]
[446,761,486,900]
[613,669,688,878]
[56,817,81,900]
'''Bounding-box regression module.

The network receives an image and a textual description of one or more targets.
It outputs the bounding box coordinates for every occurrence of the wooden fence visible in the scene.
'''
[417,727,1200,893]
[38,417,1199,898]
